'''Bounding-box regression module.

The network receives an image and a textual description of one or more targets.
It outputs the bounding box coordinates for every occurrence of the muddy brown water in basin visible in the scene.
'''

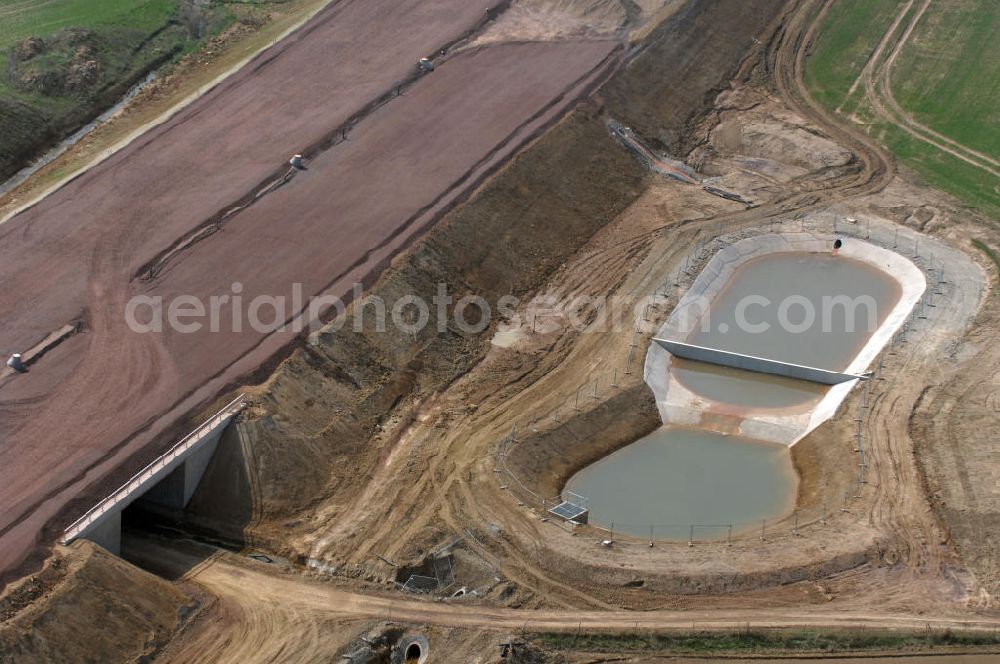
[564,427,796,539]
[672,357,827,409]
[674,252,900,408]
[687,253,901,371]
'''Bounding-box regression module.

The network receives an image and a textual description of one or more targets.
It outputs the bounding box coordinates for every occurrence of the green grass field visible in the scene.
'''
[0,0,178,52]
[806,0,1000,223]
[0,0,242,180]
[803,0,902,111]
[891,0,1000,160]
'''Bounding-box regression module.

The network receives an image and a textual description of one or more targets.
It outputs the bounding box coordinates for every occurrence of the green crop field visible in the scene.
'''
[0,0,241,180]
[0,0,178,52]
[537,627,1000,655]
[891,0,1000,160]
[803,0,901,111]
[806,0,1000,223]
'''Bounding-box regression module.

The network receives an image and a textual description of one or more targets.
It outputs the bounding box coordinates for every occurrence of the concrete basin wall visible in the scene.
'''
[645,231,927,445]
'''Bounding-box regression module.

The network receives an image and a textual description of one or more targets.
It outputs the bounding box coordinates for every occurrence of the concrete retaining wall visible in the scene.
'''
[139,435,221,510]
[654,339,863,385]
[62,399,243,554]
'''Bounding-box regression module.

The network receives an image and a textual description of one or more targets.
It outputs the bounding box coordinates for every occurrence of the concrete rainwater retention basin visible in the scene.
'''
[564,233,925,539]
[564,427,796,539]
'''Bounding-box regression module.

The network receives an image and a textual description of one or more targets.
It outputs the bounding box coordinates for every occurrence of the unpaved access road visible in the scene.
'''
[132,537,1000,664]
[0,0,620,584]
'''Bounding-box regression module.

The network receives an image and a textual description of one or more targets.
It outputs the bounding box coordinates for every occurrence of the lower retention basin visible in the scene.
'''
[564,427,796,540]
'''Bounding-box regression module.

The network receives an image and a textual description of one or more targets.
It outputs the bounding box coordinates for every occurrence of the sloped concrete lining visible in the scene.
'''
[653,339,865,385]
[61,395,245,554]
[646,231,927,445]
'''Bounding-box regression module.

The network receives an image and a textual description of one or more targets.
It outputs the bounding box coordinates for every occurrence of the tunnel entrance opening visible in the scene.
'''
[118,501,245,582]
[119,502,203,579]
[404,643,422,663]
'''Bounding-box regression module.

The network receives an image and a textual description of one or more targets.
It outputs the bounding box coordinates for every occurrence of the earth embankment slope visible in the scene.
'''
[0,541,190,663]
[604,0,786,152]
[0,0,616,586]
[178,0,791,566]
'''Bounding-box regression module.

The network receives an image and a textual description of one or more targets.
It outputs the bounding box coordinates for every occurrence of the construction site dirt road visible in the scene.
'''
[133,535,1000,663]
[167,0,998,644]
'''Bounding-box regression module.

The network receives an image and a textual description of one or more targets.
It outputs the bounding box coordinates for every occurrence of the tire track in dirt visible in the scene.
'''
[151,0,988,642]
[0,2,629,586]
[147,536,1000,664]
[401,0,929,606]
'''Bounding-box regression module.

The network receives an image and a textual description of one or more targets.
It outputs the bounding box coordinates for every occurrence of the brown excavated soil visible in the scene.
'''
[125,534,1000,663]
[0,541,191,662]
[182,101,649,546]
[0,0,623,585]
[4,0,1000,661]
[159,0,1000,631]
[174,0,789,566]
[909,234,1000,599]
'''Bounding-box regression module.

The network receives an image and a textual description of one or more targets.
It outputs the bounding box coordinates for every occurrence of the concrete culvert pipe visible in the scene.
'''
[392,634,429,664]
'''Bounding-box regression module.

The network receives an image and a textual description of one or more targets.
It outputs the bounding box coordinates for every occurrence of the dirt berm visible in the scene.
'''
[179,0,789,559]
[0,541,192,663]
[603,0,785,153]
